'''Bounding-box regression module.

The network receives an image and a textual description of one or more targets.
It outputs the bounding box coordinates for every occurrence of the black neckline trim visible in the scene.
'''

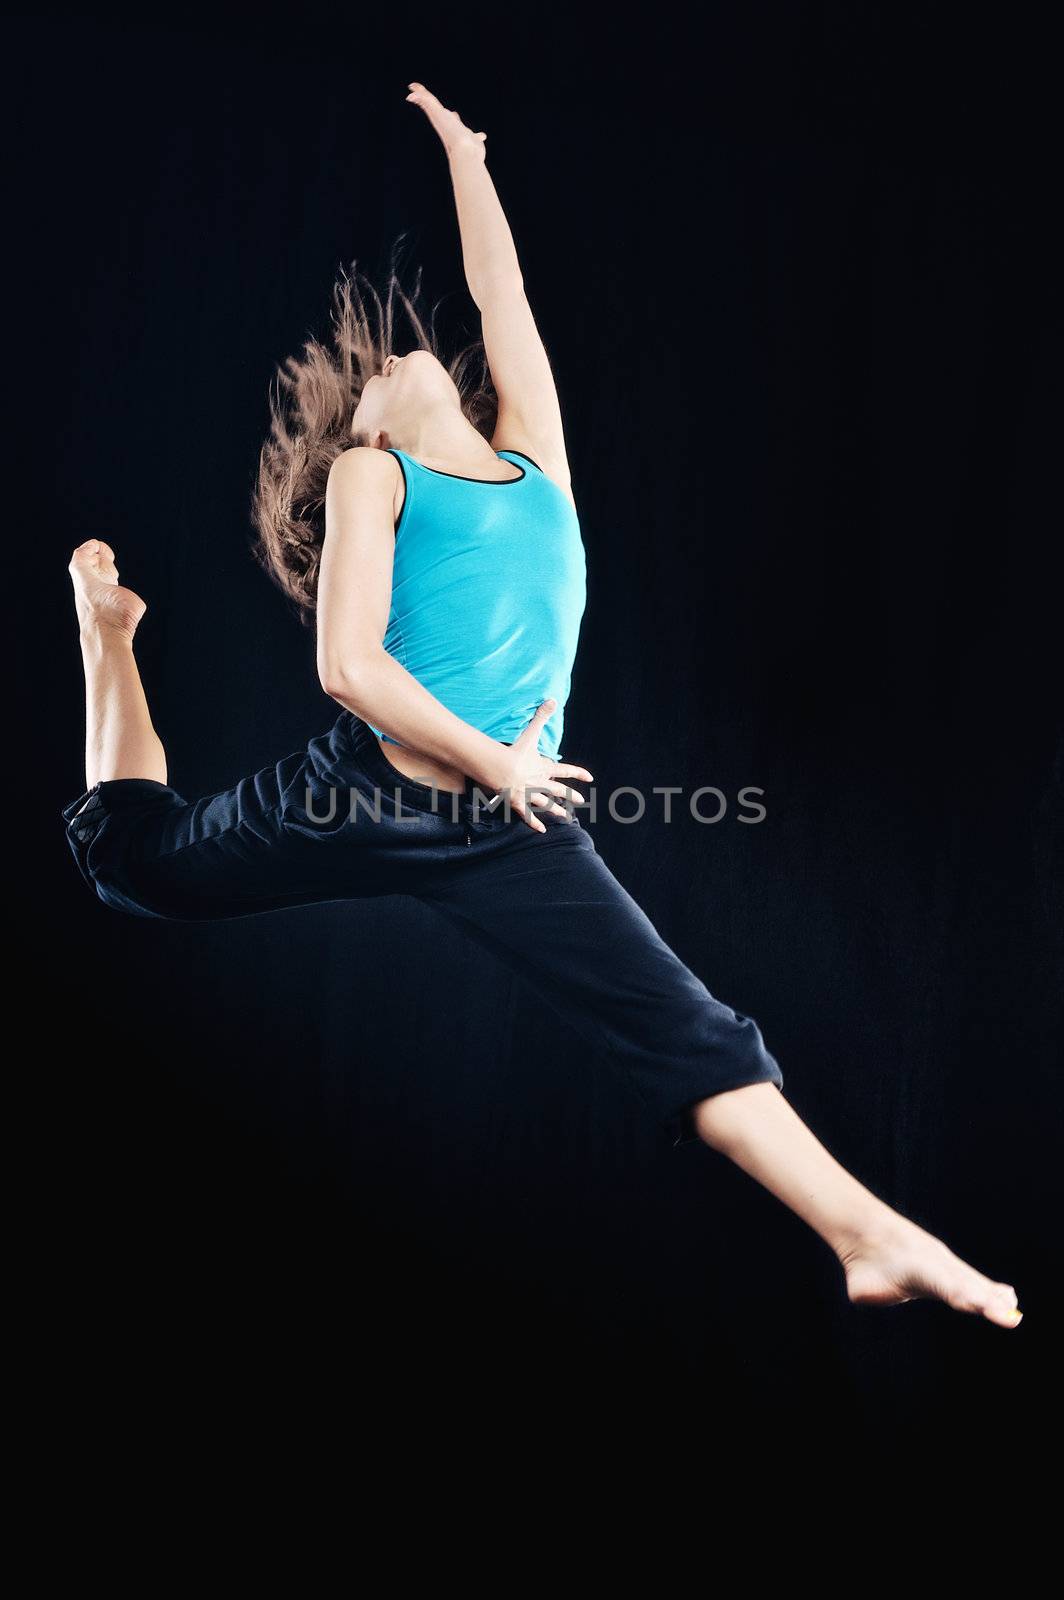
[496,448,544,474]
[391,449,526,485]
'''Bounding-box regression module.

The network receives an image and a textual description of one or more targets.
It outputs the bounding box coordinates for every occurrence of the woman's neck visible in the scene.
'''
[390,405,500,476]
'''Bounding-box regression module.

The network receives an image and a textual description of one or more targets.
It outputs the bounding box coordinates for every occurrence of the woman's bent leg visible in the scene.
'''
[63,712,464,922]
[62,755,359,921]
[64,543,398,921]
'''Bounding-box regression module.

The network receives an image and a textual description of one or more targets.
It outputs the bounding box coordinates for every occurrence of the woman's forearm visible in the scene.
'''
[324,649,509,792]
[448,148,522,305]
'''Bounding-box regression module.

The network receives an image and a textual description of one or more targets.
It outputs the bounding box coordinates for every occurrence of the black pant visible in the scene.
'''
[62,711,783,1146]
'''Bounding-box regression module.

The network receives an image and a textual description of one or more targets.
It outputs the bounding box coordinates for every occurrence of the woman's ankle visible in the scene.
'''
[826,1200,912,1267]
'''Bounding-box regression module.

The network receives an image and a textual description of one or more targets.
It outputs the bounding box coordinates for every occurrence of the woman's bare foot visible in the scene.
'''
[838,1213,1022,1328]
[69,540,146,642]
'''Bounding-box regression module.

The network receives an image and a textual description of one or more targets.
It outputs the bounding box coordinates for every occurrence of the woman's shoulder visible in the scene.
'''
[327,447,406,530]
[328,446,402,488]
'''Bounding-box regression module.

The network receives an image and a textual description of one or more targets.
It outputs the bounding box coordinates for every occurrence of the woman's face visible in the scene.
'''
[350,349,460,445]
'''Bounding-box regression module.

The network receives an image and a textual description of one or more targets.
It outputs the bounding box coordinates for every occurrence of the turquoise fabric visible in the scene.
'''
[366,448,586,761]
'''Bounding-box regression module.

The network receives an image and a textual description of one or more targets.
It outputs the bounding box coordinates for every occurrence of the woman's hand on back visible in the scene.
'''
[405,82,488,163]
[487,699,593,834]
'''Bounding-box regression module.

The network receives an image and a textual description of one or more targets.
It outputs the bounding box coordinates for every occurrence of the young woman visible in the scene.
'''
[64,83,1021,1330]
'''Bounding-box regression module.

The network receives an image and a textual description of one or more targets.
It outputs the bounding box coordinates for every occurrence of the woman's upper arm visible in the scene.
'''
[317,447,400,684]
[481,287,573,488]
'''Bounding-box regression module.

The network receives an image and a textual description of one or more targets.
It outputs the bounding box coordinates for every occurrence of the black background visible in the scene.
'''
[11,3,1061,1482]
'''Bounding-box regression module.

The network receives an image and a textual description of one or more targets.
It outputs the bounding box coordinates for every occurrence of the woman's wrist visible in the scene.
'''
[447,139,487,169]
[469,739,516,796]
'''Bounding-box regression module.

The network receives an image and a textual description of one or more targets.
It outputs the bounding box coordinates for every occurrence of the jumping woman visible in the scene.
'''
[64,83,1021,1329]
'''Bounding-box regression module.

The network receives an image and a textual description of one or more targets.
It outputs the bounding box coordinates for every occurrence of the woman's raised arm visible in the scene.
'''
[406,82,572,495]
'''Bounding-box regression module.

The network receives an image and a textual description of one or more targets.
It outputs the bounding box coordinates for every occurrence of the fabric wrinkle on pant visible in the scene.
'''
[62,711,784,1147]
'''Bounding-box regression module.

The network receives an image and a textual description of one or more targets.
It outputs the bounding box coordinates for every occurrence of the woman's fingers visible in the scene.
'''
[406,83,456,136]
[537,778,586,805]
[512,795,547,833]
[505,700,595,829]
[529,790,580,819]
[516,697,557,745]
[508,789,556,833]
[530,790,559,809]
[406,83,482,144]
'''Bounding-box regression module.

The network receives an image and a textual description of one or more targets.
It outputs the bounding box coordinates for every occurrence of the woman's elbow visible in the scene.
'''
[318,653,375,708]
[318,660,355,703]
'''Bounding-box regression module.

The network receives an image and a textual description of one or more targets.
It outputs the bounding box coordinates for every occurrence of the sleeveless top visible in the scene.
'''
[365,447,587,762]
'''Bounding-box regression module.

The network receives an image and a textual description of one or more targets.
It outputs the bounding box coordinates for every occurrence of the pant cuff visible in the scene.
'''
[662,1060,785,1149]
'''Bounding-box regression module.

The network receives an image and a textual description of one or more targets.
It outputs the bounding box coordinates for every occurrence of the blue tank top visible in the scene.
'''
[366,448,587,761]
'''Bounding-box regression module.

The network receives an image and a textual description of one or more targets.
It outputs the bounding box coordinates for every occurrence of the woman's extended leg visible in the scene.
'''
[692,1082,1021,1327]
[69,540,165,788]
[417,814,1022,1329]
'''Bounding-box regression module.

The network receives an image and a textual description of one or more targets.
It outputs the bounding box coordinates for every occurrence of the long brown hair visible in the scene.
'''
[250,239,497,623]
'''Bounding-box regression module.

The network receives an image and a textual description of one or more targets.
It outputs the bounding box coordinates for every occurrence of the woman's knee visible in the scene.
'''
[64,779,192,919]
[89,863,172,919]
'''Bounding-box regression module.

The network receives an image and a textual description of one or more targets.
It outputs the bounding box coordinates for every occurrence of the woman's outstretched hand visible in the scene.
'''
[487,699,593,834]
[405,82,487,163]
